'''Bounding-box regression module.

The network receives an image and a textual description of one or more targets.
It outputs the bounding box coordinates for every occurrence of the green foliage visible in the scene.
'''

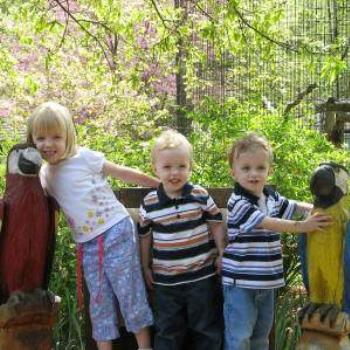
[275,286,306,350]
[0,123,22,192]
[50,217,84,350]
[321,55,348,83]
[189,98,348,200]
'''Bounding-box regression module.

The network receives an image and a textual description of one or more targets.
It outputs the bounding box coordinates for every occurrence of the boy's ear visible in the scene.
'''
[230,167,235,178]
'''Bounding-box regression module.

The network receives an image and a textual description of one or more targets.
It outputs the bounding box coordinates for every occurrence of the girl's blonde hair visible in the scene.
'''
[27,101,77,160]
[228,132,273,168]
[151,129,193,165]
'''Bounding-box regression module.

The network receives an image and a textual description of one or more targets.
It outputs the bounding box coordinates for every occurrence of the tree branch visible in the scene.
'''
[192,2,214,21]
[52,0,116,71]
[283,83,317,116]
[57,0,70,49]
[77,19,114,34]
[149,0,173,30]
[232,6,299,53]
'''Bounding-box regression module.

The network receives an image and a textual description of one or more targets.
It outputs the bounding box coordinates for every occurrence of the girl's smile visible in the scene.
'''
[32,131,66,165]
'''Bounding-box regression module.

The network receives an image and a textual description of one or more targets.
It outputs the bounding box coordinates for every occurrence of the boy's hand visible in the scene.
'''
[143,266,154,290]
[300,213,332,232]
[215,253,223,274]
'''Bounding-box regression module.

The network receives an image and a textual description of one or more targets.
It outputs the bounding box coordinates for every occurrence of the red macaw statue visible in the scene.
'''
[0,144,56,303]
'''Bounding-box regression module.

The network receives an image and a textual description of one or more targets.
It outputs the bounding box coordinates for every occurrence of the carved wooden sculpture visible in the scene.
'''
[0,144,58,350]
[298,162,350,349]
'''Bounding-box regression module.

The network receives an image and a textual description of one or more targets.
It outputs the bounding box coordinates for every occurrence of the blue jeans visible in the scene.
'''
[223,285,274,350]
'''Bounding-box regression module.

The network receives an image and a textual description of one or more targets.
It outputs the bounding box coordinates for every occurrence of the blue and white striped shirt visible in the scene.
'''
[222,183,296,289]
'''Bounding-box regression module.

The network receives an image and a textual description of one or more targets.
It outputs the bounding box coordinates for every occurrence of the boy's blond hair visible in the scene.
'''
[27,101,77,160]
[151,129,193,165]
[228,132,273,168]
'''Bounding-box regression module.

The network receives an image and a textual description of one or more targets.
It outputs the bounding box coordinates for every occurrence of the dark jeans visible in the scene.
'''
[154,275,223,350]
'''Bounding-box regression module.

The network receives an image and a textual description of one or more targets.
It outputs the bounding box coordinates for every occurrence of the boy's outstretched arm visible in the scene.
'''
[139,235,154,290]
[294,201,313,216]
[103,161,160,187]
[258,213,332,234]
[209,221,227,273]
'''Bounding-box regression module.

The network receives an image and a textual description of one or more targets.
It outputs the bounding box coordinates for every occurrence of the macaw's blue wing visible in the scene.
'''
[343,221,350,313]
[298,233,309,292]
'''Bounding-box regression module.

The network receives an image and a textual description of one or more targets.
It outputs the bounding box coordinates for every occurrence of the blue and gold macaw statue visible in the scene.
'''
[297,162,350,349]
[299,162,350,310]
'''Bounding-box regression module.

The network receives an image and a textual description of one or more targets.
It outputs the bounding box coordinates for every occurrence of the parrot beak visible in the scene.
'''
[18,152,41,175]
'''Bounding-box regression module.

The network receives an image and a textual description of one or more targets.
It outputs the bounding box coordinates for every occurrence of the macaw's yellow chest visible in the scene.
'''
[307,196,350,306]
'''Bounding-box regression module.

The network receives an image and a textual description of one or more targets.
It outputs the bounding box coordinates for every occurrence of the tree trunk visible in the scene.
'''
[175,0,191,135]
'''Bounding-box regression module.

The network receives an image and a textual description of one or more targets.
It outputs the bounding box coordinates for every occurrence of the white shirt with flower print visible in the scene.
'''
[40,147,129,243]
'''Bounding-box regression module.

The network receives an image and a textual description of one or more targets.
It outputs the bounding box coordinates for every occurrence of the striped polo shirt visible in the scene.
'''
[222,183,296,289]
[139,183,223,286]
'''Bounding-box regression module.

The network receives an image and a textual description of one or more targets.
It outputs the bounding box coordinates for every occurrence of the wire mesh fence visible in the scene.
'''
[192,0,350,123]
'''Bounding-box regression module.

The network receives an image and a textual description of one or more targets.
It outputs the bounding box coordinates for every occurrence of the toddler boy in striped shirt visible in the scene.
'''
[139,129,226,350]
[221,132,331,350]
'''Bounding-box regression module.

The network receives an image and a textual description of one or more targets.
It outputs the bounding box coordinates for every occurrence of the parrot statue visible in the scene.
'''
[297,162,350,350]
[0,143,56,304]
[299,162,350,310]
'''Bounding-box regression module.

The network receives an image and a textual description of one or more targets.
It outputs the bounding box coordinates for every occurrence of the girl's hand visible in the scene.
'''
[143,266,154,290]
[300,213,332,232]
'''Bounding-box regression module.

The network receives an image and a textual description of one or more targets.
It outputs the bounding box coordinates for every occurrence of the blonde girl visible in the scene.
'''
[27,101,156,350]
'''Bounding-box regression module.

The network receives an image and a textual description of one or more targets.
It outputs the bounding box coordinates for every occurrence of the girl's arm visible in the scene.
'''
[258,213,332,234]
[103,161,160,187]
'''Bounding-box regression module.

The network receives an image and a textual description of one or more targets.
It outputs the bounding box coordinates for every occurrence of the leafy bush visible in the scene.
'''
[50,217,84,350]
[190,99,349,196]
[275,286,307,350]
